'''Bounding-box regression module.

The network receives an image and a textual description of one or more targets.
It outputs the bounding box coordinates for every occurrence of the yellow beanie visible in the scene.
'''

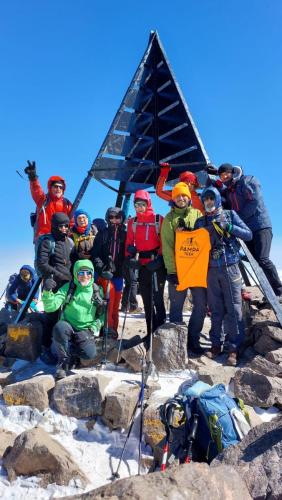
[171,182,191,200]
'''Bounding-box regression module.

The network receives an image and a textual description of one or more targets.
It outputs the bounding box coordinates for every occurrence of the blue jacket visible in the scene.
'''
[7,265,39,302]
[222,170,272,232]
[195,187,253,268]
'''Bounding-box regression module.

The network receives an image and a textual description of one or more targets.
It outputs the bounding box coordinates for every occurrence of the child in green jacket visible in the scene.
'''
[42,259,104,378]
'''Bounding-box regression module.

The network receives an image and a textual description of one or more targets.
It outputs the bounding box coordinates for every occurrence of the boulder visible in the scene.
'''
[247,355,282,377]
[212,414,282,500]
[52,373,110,418]
[233,368,282,408]
[70,463,251,499]
[143,396,167,464]
[0,429,17,458]
[152,323,187,372]
[197,364,237,387]
[253,334,281,355]
[121,344,146,372]
[5,322,43,361]
[266,347,282,365]
[3,375,55,411]
[0,369,15,387]
[102,383,139,429]
[251,308,277,324]
[3,426,87,486]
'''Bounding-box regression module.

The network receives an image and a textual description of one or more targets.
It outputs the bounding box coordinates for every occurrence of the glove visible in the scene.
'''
[101,270,113,280]
[127,245,137,257]
[167,274,179,285]
[24,160,38,181]
[128,257,141,271]
[207,164,218,176]
[215,179,223,189]
[107,255,116,274]
[146,256,163,273]
[160,162,171,177]
[43,278,57,291]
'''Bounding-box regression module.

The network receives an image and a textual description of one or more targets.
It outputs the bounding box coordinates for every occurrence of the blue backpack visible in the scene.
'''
[184,382,251,462]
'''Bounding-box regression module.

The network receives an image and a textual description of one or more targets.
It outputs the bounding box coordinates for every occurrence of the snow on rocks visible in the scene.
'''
[3,375,55,411]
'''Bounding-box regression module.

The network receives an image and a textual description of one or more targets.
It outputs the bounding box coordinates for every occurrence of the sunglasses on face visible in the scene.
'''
[134,201,147,207]
[52,184,64,189]
[58,223,69,229]
[109,215,122,220]
[204,196,215,201]
[77,270,93,277]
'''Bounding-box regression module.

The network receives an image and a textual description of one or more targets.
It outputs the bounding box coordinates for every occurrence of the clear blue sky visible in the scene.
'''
[0,0,281,288]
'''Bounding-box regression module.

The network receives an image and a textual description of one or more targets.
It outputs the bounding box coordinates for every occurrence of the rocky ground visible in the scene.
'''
[0,286,281,499]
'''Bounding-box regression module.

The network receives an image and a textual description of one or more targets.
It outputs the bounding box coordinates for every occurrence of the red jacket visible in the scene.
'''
[125,190,163,265]
[156,169,204,213]
[30,175,72,239]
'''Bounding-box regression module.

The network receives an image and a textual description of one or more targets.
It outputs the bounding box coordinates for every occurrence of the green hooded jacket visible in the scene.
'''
[42,259,104,335]
[161,205,202,274]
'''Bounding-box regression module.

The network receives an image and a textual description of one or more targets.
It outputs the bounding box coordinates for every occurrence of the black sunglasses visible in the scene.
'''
[109,215,122,220]
[58,223,69,228]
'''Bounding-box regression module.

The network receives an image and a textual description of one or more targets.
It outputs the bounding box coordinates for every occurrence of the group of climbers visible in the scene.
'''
[3,158,282,376]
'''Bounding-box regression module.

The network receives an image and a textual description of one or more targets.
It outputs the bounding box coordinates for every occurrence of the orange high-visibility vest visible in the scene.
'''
[175,228,211,291]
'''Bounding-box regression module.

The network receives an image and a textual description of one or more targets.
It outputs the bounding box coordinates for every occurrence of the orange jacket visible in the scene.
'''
[30,175,72,239]
[156,171,204,213]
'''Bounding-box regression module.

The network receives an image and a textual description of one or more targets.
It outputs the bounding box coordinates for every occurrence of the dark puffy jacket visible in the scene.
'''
[91,219,126,278]
[195,187,253,268]
[7,265,39,302]
[36,213,73,290]
[223,170,272,232]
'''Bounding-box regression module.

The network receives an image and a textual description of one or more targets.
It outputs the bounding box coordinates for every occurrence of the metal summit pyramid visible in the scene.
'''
[91,30,210,198]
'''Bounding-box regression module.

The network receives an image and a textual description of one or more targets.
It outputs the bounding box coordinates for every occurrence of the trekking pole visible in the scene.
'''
[116,253,139,364]
[145,256,158,380]
[138,354,147,474]
[102,280,111,366]
[184,413,199,463]
[111,353,148,480]
[0,286,7,301]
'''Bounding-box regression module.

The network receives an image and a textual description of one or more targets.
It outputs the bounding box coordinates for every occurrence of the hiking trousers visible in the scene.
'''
[97,277,123,332]
[246,228,282,296]
[207,264,244,351]
[138,265,166,335]
[121,265,138,310]
[168,284,207,345]
[51,320,96,362]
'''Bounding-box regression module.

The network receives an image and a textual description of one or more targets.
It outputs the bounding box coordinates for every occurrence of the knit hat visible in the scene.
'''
[218,163,234,176]
[171,182,191,200]
[179,171,199,187]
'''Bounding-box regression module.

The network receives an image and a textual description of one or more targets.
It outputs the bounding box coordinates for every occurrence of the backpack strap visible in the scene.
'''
[132,215,161,243]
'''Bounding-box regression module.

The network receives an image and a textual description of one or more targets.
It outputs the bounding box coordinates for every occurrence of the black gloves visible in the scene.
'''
[127,257,141,271]
[43,278,57,291]
[207,164,218,176]
[167,274,179,285]
[101,270,113,280]
[24,160,38,181]
[127,245,137,257]
[146,255,164,273]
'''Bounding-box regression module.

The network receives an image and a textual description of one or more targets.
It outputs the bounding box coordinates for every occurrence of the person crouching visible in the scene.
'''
[42,259,104,379]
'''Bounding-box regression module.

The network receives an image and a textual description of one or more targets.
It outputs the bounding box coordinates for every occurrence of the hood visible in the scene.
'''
[134,190,154,217]
[179,171,199,188]
[105,207,125,224]
[19,265,36,280]
[73,259,94,288]
[218,164,243,185]
[47,175,66,193]
[51,212,70,240]
[201,187,222,211]
[74,209,92,235]
[92,218,107,232]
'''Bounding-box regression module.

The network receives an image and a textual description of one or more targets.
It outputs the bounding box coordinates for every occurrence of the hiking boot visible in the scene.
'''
[105,327,118,340]
[226,351,237,366]
[40,347,57,366]
[241,290,252,302]
[188,342,206,356]
[55,361,69,380]
[205,346,223,359]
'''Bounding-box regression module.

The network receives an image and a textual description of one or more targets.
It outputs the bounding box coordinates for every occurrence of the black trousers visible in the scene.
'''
[138,265,166,335]
[246,228,282,296]
[121,265,138,310]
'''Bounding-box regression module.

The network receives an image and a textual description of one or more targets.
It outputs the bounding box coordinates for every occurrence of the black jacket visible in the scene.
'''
[36,236,73,290]
[91,224,126,278]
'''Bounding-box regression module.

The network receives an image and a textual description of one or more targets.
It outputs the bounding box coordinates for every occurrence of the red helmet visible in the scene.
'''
[179,171,199,188]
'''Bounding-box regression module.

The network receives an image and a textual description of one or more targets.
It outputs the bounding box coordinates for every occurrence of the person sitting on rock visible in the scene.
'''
[125,190,166,347]
[161,182,205,355]
[195,186,253,366]
[156,163,204,212]
[70,209,95,263]
[91,207,126,338]
[5,265,39,312]
[42,259,104,379]
[24,160,72,241]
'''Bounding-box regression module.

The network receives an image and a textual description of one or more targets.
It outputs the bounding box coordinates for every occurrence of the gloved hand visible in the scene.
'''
[127,245,137,257]
[160,162,171,177]
[101,270,113,280]
[146,255,164,273]
[24,160,38,181]
[207,164,218,175]
[128,257,141,270]
[167,274,179,285]
[107,255,116,274]
[215,179,223,189]
[43,278,57,291]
